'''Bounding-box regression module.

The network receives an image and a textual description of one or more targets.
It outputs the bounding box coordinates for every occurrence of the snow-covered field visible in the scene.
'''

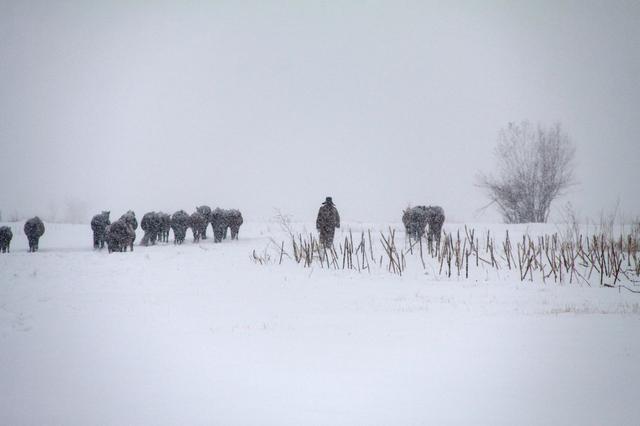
[1,221,639,425]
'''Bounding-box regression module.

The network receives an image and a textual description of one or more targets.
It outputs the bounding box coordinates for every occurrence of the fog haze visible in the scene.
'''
[1,1,639,223]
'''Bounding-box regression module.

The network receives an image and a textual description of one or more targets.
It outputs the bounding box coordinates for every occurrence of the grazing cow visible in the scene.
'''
[158,212,171,243]
[316,197,340,246]
[24,216,45,252]
[196,205,212,239]
[171,210,189,244]
[211,208,227,243]
[90,211,111,249]
[189,211,207,243]
[140,212,162,246]
[0,226,12,253]
[225,209,243,240]
[105,219,136,253]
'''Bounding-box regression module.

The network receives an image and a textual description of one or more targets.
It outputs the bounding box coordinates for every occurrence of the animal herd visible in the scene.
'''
[0,201,445,254]
[402,205,445,249]
[0,217,45,253]
[91,206,244,253]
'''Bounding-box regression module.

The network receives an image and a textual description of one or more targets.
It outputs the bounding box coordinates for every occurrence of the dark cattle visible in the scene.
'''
[24,216,45,252]
[316,197,340,246]
[225,209,243,240]
[119,210,138,247]
[222,212,229,240]
[196,206,212,239]
[402,206,428,240]
[140,212,162,246]
[105,219,135,253]
[119,210,138,230]
[0,226,12,253]
[402,205,445,250]
[425,206,445,250]
[171,210,189,244]
[119,210,138,251]
[189,212,207,243]
[402,209,412,237]
[211,208,227,243]
[158,212,171,243]
[90,211,111,249]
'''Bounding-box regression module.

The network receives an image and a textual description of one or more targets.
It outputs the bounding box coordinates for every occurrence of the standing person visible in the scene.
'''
[316,196,340,246]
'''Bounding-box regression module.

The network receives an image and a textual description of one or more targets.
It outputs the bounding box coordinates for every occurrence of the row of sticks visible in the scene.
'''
[253,227,640,287]
[438,227,639,287]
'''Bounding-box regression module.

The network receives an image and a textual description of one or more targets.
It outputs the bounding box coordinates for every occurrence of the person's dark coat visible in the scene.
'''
[316,199,340,246]
[24,216,45,252]
[0,226,13,253]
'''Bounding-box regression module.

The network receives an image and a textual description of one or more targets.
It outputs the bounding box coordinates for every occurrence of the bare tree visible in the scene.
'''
[478,121,575,223]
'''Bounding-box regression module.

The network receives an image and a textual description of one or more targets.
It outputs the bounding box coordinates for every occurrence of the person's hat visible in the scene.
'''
[325,196,333,204]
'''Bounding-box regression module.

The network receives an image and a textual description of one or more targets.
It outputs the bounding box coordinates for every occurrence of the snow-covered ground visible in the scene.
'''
[1,221,639,425]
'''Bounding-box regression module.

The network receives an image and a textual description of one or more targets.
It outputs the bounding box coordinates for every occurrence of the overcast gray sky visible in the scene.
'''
[1,1,638,223]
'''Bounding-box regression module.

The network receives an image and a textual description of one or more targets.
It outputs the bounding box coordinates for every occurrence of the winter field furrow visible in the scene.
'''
[1,221,639,425]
